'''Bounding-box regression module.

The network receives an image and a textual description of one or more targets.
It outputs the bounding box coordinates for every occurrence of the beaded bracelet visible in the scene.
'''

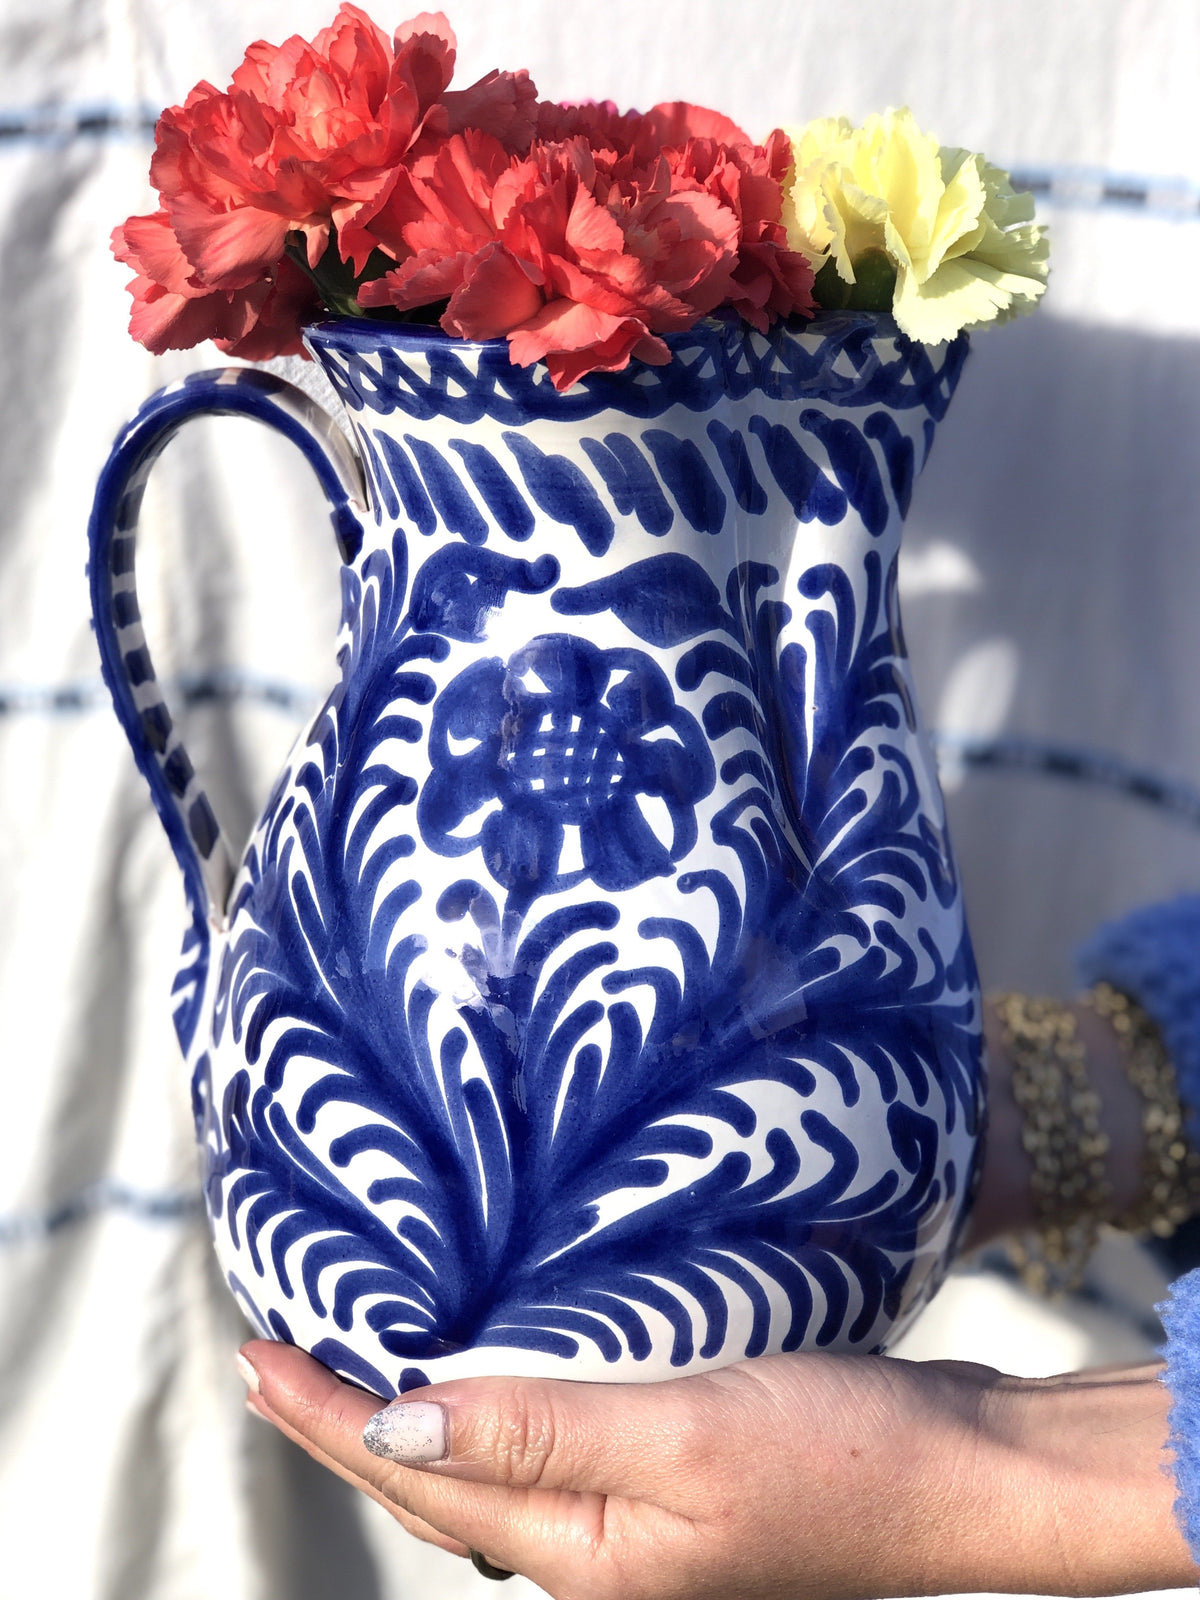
[1085,981,1200,1239]
[990,985,1200,1295]
[991,991,1112,1296]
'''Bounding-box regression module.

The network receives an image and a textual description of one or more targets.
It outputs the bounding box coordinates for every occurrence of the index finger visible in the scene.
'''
[240,1342,644,1587]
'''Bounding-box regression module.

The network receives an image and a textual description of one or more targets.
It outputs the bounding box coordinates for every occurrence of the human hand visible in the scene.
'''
[236,1338,1187,1600]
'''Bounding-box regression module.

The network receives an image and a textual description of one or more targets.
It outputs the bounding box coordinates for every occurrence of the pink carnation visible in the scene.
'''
[534,98,753,162]
[360,115,812,388]
[115,6,535,358]
[666,129,815,331]
[361,134,713,387]
[113,8,815,379]
[149,8,460,287]
[111,210,320,358]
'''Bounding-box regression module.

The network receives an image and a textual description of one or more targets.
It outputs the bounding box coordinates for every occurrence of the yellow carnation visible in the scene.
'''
[780,108,1049,344]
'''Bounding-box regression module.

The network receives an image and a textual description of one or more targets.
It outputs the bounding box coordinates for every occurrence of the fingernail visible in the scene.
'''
[362,1401,447,1463]
[235,1351,260,1394]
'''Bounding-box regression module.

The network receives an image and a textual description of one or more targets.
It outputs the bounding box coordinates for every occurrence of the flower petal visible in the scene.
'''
[508,299,661,389]
[441,68,538,153]
[165,192,292,289]
[442,243,545,339]
[112,210,200,295]
[892,251,1046,343]
[356,247,473,309]
[782,107,1048,340]
[643,100,752,151]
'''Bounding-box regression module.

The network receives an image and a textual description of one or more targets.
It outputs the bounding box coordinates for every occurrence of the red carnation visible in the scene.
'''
[111,210,320,358]
[113,8,814,380]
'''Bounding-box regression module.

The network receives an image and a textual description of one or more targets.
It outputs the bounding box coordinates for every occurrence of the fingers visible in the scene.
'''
[243,1340,707,1503]
[241,1341,381,1462]
[238,1340,694,1590]
[239,1343,615,1585]
[362,1369,716,1509]
[242,1370,470,1558]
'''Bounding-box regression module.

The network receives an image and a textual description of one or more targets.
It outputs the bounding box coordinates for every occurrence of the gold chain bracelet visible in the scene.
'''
[990,985,1200,1296]
[991,991,1112,1296]
[1084,981,1200,1239]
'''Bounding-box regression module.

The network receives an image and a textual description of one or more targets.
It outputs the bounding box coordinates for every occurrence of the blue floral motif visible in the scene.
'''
[418,635,716,902]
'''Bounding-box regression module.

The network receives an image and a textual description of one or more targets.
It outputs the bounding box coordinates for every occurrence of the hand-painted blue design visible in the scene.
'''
[579,434,673,535]
[748,413,848,525]
[641,429,726,534]
[863,411,917,519]
[408,547,558,641]
[706,419,768,514]
[172,922,209,1049]
[356,429,398,519]
[376,431,437,535]
[204,759,973,1374]
[551,553,733,648]
[775,551,977,1125]
[192,512,979,1379]
[310,312,969,427]
[502,432,615,555]
[99,314,985,1390]
[448,439,536,541]
[405,433,489,545]
[800,409,891,535]
[88,363,367,1049]
[419,635,716,901]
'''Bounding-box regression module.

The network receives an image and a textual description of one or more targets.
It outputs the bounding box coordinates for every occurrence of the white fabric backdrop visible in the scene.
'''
[2,2,1199,1595]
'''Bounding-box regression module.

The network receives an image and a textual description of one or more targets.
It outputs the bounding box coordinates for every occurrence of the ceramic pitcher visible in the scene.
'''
[89,311,983,1397]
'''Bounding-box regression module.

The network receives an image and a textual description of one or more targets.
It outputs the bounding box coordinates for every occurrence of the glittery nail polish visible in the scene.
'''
[362,1401,447,1463]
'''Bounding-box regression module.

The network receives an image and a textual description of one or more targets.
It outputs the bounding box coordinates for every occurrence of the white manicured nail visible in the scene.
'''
[363,1401,447,1463]
[235,1352,261,1394]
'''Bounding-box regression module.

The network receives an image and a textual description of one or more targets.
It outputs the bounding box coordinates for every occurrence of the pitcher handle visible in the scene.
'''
[88,365,368,934]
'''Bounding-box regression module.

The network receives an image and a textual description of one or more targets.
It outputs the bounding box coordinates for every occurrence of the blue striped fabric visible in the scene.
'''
[0,1180,202,1245]
[2,101,1198,219]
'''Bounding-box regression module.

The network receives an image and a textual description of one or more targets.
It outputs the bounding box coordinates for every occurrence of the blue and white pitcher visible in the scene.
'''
[89,312,983,1398]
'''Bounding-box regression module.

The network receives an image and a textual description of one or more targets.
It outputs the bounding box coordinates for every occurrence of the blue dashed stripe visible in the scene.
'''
[0,1180,202,1245]
[1008,166,1200,221]
[934,732,1200,828]
[2,675,1199,828]
[0,103,159,148]
[0,669,316,717]
[0,104,1193,221]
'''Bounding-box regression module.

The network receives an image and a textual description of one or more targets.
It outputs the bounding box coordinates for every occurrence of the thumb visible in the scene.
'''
[363,1369,712,1507]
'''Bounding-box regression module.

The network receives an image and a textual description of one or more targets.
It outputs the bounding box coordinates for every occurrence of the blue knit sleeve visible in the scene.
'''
[1076,895,1200,1145]
[1076,895,1200,1562]
[1160,1268,1200,1562]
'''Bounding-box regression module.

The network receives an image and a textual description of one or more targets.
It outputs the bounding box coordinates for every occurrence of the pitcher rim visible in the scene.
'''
[302,306,912,363]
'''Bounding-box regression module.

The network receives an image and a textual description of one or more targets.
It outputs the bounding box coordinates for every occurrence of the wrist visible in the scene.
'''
[965,1364,1193,1595]
[966,995,1146,1252]
[965,998,1035,1247]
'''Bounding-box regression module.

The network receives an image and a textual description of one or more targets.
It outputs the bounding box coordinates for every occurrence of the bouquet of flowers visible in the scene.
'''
[114,5,1049,390]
